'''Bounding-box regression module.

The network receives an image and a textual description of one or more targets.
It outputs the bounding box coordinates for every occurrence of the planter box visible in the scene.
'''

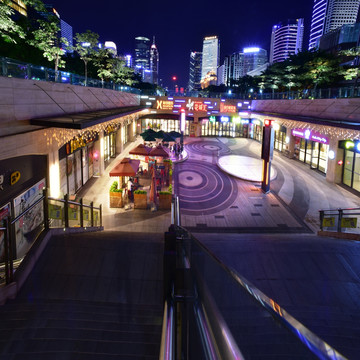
[134,193,147,209]
[159,193,172,210]
[109,192,123,208]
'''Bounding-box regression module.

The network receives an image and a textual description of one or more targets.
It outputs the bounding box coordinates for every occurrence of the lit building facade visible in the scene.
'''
[319,23,360,52]
[7,0,27,16]
[201,36,220,83]
[270,19,304,64]
[150,37,159,85]
[60,19,73,53]
[134,36,150,80]
[309,0,360,50]
[188,51,202,91]
[224,52,244,86]
[243,47,267,75]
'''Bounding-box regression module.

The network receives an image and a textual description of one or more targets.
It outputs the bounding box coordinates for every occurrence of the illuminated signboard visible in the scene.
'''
[221,116,229,123]
[220,103,237,113]
[194,101,207,112]
[156,100,174,110]
[292,129,329,144]
[209,116,216,123]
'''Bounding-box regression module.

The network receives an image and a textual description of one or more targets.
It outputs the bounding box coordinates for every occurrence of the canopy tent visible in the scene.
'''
[154,130,166,139]
[149,145,169,158]
[169,131,182,138]
[161,133,177,142]
[141,132,157,142]
[109,158,140,177]
[129,144,151,156]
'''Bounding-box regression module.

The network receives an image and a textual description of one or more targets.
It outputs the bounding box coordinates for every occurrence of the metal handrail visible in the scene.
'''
[159,300,175,360]
[319,207,360,212]
[48,196,101,210]
[178,224,346,360]
[11,195,44,224]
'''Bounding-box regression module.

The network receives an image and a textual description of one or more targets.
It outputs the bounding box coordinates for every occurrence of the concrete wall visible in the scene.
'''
[251,98,360,123]
[0,76,140,137]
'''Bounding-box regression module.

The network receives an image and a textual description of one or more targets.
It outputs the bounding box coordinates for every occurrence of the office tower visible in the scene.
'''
[224,52,245,86]
[188,51,202,91]
[201,36,220,82]
[270,19,304,64]
[134,36,150,80]
[309,0,360,50]
[217,64,225,85]
[150,37,159,85]
[60,19,73,53]
[7,0,27,16]
[319,23,360,51]
[243,47,267,75]
[104,41,117,55]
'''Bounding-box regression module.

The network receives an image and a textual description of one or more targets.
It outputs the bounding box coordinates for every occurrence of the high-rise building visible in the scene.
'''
[309,0,360,50]
[201,36,220,82]
[243,47,268,75]
[188,51,202,91]
[7,0,27,16]
[217,64,225,86]
[224,52,244,86]
[60,19,73,53]
[270,19,304,64]
[150,37,159,85]
[134,36,150,80]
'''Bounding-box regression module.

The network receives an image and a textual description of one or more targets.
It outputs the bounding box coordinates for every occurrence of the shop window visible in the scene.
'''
[343,150,354,187]
[353,153,360,192]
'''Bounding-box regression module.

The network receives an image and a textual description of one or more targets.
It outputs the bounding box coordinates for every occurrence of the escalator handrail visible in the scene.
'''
[175,224,347,360]
[159,299,175,360]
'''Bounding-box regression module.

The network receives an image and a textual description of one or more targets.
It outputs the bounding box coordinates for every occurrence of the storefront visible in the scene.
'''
[339,140,360,193]
[104,124,119,167]
[141,117,190,136]
[0,155,47,263]
[274,125,287,153]
[249,119,263,142]
[292,128,329,173]
[201,116,236,137]
[59,131,98,196]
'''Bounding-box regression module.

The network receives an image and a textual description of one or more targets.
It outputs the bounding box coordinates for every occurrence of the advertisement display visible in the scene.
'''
[13,179,45,259]
[0,203,10,263]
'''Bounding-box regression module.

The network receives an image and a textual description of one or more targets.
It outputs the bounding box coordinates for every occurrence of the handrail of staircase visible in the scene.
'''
[178,224,347,360]
[159,299,175,360]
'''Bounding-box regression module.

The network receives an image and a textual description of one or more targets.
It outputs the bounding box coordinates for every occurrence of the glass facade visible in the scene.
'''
[142,118,190,135]
[201,121,236,137]
[274,129,286,152]
[294,137,329,173]
[343,150,360,192]
[104,132,116,165]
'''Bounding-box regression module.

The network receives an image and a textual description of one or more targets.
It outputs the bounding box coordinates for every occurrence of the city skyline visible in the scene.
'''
[46,0,313,88]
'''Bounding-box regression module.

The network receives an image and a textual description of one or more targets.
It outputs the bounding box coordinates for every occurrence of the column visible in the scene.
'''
[326,137,342,184]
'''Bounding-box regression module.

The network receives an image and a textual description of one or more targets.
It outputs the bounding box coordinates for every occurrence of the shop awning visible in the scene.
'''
[149,145,169,158]
[30,106,146,130]
[109,158,140,177]
[129,144,151,156]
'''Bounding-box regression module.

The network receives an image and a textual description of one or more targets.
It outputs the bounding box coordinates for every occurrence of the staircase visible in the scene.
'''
[0,231,164,359]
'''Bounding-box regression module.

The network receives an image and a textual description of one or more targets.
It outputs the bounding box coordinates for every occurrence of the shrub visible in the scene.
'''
[134,189,147,194]
[110,181,123,193]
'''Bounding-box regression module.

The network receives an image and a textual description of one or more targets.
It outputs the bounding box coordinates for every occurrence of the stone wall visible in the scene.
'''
[0,76,140,137]
[251,98,360,123]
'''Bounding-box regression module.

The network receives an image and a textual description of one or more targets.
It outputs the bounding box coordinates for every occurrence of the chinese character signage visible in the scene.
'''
[220,103,237,113]
[194,102,207,112]
[156,100,174,110]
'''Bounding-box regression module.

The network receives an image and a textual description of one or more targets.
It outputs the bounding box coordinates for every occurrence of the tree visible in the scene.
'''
[73,30,99,86]
[30,14,68,81]
[92,48,113,86]
[110,58,138,86]
[339,47,360,89]
[0,0,25,43]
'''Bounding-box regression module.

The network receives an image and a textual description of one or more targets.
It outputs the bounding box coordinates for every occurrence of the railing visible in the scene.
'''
[159,299,175,360]
[0,56,141,94]
[163,196,347,359]
[319,207,360,236]
[0,188,102,286]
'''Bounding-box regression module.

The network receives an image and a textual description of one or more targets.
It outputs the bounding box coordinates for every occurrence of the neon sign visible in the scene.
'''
[220,103,237,113]
[194,102,207,112]
[156,100,174,110]
[292,129,329,144]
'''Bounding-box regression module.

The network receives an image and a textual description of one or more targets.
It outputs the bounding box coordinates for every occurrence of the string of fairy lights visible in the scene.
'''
[43,110,148,148]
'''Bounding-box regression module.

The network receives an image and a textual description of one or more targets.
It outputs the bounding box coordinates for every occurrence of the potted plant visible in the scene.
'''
[109,181,123,208]
[134,189,147,209]
[158,185,172,210]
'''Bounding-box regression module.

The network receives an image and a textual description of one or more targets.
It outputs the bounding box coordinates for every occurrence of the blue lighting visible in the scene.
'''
[168,97,173,100]
[175,99,186,103]
[221,116,229,123]
[204,101,212,105]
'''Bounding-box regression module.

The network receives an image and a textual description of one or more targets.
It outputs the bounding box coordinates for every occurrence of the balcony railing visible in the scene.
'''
[0,56,140,94]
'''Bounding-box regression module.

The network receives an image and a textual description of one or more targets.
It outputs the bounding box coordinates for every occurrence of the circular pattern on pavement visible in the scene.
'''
[186,140,231,156]
[177,160,238,215]
[218,155,277,182]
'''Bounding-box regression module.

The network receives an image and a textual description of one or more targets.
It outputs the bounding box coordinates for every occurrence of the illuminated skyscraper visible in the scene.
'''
[201,36,220,82]
[270,19,304,64]
[60,19,73,53]
[150,37,159,85]
[134,36,150,79]
[243,47,267,75]
[188,51,202,91]
[309,0,360,50]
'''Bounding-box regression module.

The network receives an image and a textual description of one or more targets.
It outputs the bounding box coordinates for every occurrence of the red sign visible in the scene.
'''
[220,103,237,113]
[194,102,207,112]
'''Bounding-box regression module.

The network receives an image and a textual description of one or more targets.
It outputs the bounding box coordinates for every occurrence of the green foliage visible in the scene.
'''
[110,181,122,193]
[159,184,173,195]
[134,190,147,194]
[0,0,25,43]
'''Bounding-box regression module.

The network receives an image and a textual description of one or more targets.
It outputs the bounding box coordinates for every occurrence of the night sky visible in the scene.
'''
[48,0,314,88]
